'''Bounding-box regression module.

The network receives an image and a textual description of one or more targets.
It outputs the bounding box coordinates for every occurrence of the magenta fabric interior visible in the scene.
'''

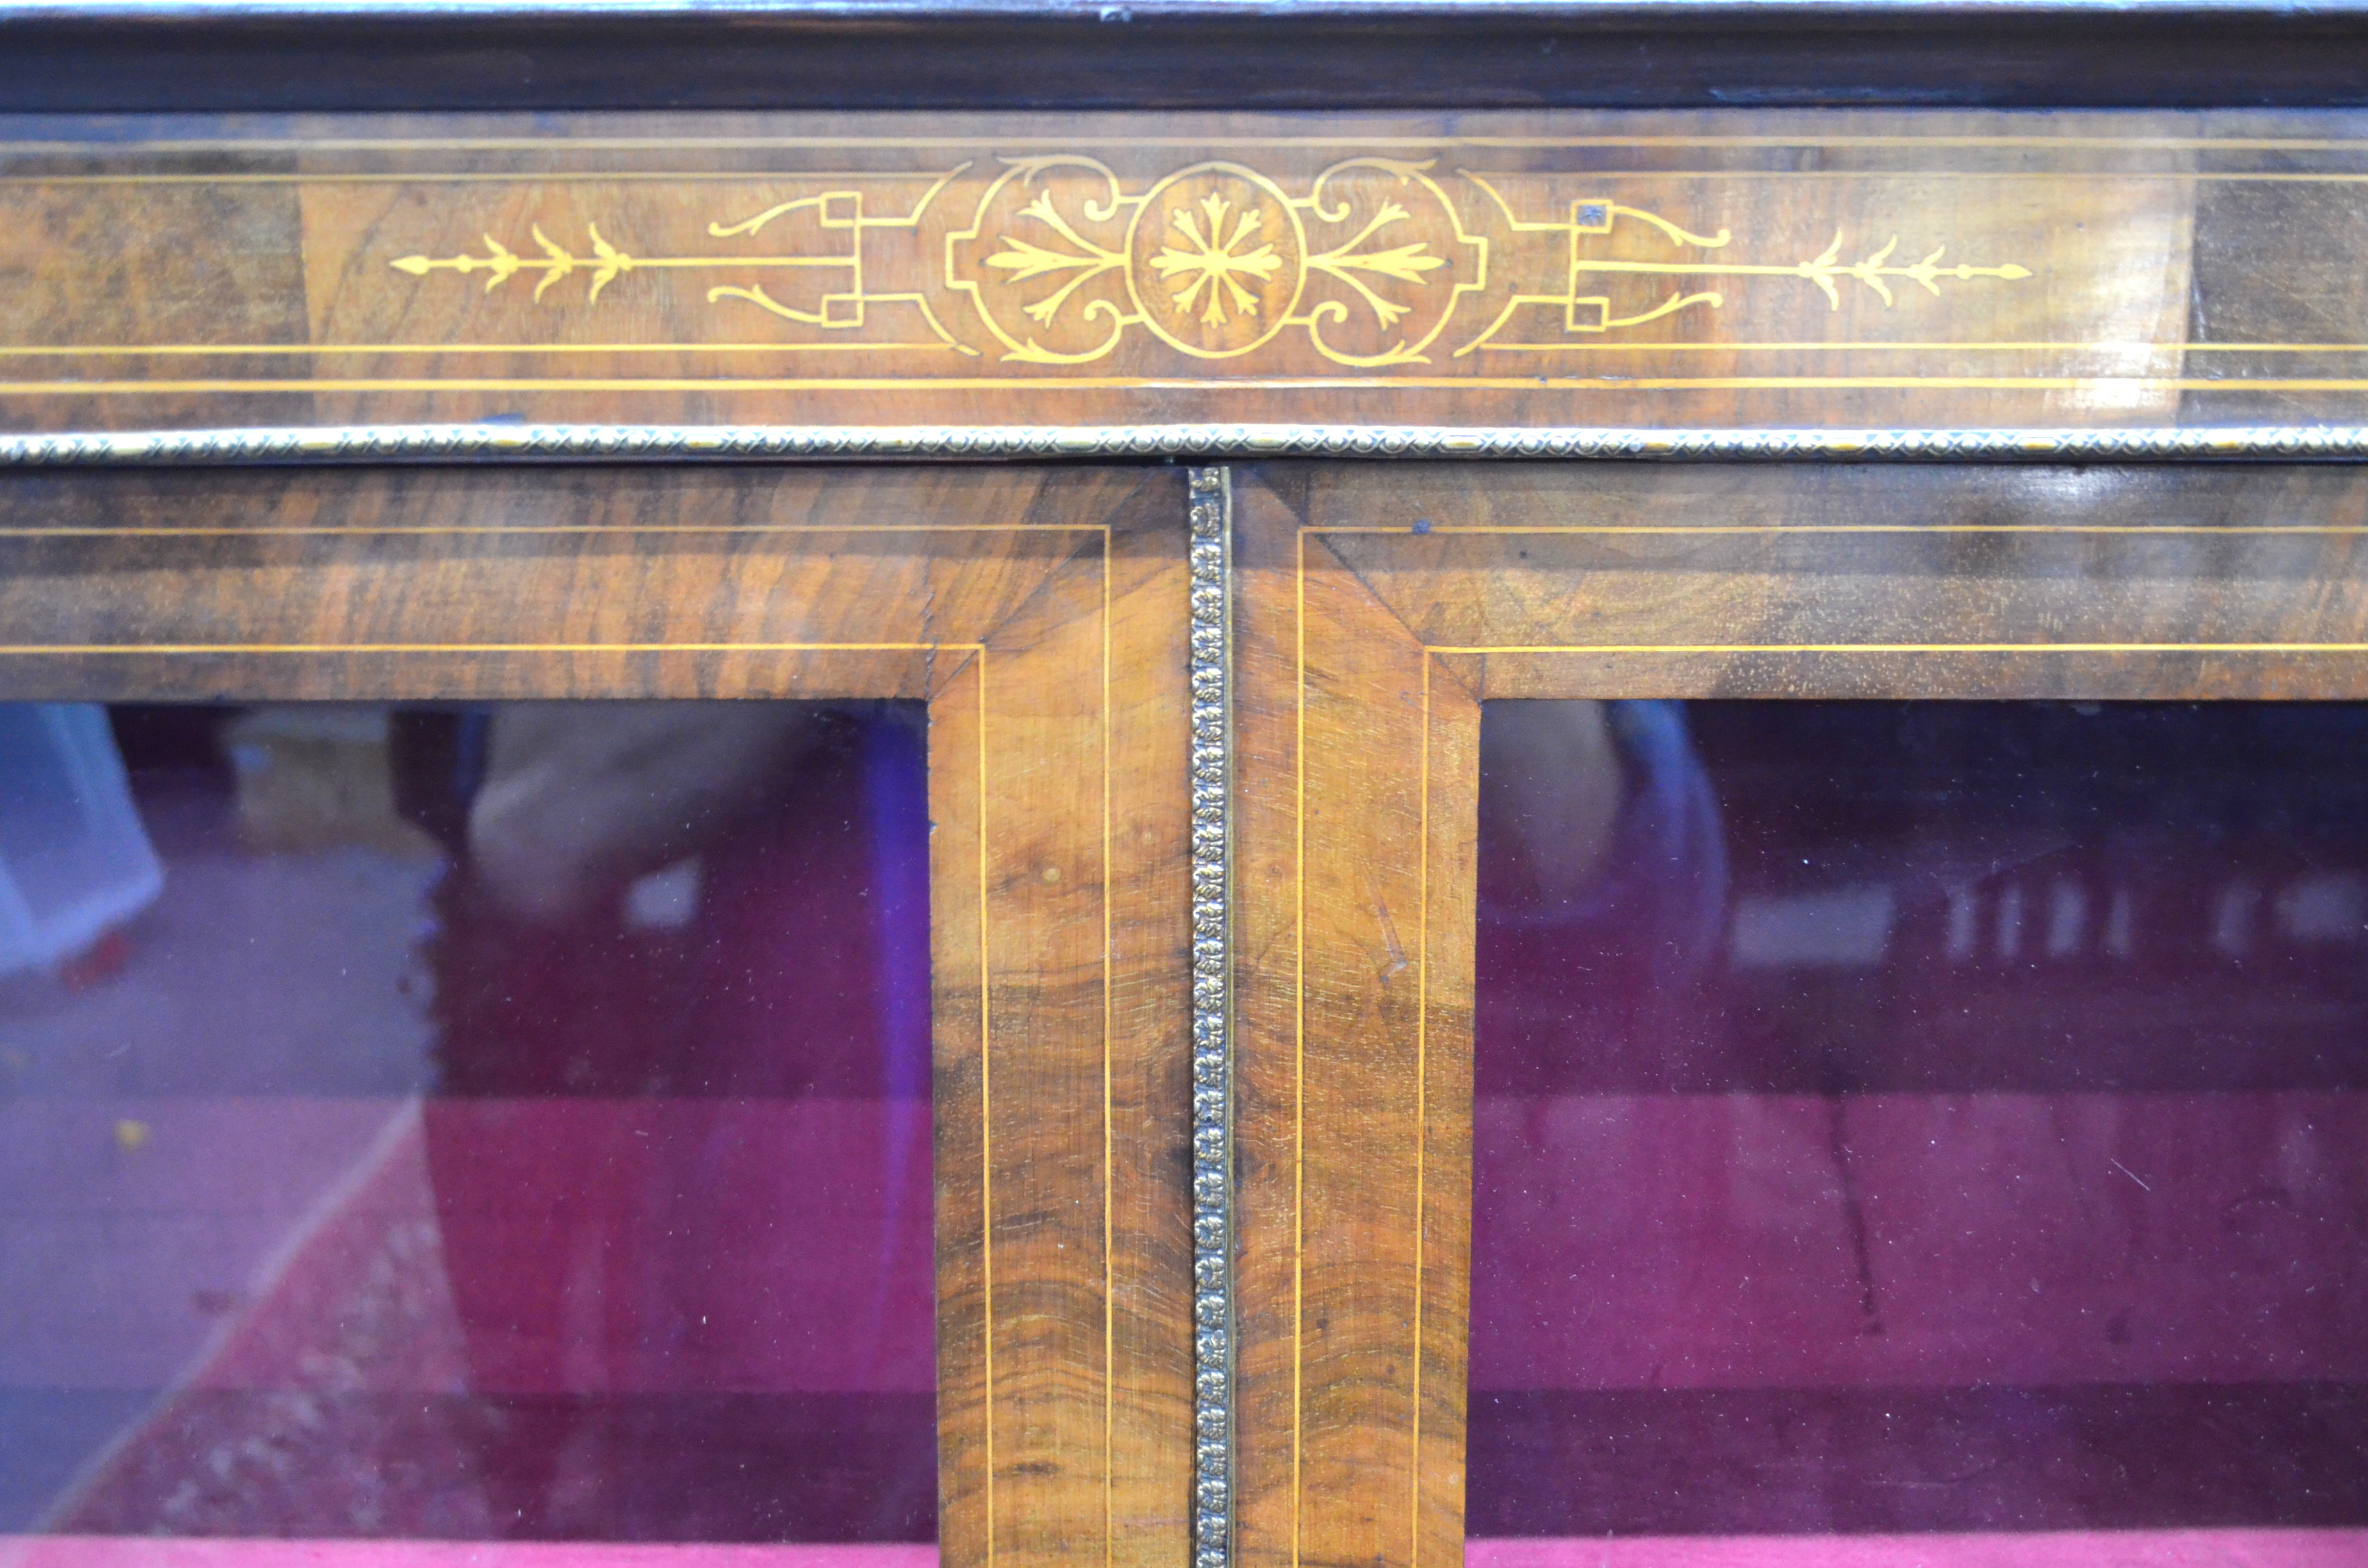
[0,1544,938,1568]
[1469,702,2368,1542]
[1467,1529,2368,1567]
[4,705,935,1544]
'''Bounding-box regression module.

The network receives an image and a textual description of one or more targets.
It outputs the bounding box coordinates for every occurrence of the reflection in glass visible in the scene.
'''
[0,702,933,1552]
[1472,702,2368,1556]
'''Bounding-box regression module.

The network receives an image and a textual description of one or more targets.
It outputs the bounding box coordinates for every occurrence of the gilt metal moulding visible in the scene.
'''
[1185,465,1235,1568]
[10,425,2368,466]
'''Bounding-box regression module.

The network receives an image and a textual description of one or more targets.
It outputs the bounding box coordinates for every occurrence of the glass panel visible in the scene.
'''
[1472,701,2368,1562]
[0,702,934,1556]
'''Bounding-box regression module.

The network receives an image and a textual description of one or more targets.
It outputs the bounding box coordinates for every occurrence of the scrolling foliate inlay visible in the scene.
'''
[944,158,1486,367]
[377,156,2027,370]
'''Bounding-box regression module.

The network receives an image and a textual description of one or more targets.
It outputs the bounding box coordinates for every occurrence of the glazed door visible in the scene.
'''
[1227,460,2368,1568]
[0,463,1194,1568]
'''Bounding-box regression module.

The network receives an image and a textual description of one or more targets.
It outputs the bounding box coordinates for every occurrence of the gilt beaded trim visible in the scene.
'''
[1187,465,1234,1568]
[13,423,2368,466]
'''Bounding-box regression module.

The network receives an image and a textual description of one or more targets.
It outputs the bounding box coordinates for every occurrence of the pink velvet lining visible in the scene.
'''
[0,1543,938,1568]
[12,1537,2363,1568]
[1468,1531,2368,1566]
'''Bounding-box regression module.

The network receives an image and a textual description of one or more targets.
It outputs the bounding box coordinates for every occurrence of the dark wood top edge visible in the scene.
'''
[7,4,2368,111]
[9,2,2364,18]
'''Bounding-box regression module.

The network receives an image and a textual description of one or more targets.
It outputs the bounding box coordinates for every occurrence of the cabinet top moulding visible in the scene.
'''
[6,0,2368,111]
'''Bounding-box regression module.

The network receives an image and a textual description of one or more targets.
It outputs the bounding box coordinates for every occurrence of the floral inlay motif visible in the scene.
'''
[1151,192,1285,326]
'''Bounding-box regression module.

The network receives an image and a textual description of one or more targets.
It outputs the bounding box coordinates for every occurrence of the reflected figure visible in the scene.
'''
[406,703,936,1542]
[1477,700,1727,1092]
[466,704,825,928]
[0,704,163,981]
[1470,701,2368,1544]
[3,701,936,1546]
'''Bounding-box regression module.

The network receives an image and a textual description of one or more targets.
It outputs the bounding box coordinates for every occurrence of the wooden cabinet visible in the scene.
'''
[8,28,2368,1568]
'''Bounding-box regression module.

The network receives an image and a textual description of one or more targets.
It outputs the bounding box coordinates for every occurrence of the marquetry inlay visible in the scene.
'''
[391,173,980,352]
[378,157,2028,371]
[3,113,2365,427]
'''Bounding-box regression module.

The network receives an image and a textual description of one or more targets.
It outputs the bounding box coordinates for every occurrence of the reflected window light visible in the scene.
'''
[1995,881,2024,960]
[1728,885,1895,970]
[623,856,703,931]
[1943,885,1979,962]
[2045,879,2087,960]
[2277,872,2367,943]
[2104,886,2137,958]
[2212,877,2261,958]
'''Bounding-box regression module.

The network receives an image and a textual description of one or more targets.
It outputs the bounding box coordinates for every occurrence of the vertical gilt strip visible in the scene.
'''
[1187,464,1235,1568]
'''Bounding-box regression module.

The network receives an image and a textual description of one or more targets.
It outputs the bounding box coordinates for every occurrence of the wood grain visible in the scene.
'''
[1228,457,2368,1568]
[0,461,1194,1568]
[1231,469,1479,1568]
[31,108,2368,432]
